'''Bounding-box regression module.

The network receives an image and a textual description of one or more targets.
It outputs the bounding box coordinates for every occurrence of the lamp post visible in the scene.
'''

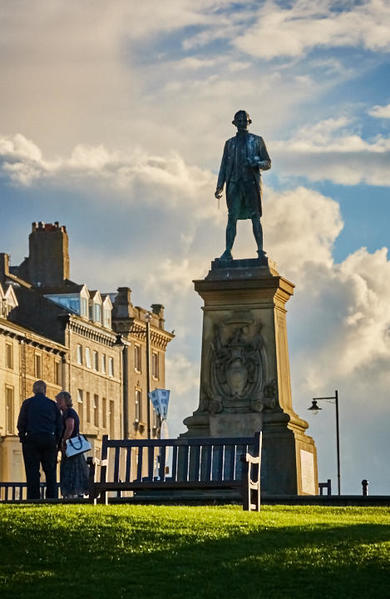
[308,389,341,495]
[145,312,152,439]
[114,334,129,439]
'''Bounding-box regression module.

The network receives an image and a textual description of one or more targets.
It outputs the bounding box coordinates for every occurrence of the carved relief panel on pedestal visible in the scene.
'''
[200,311,277,415]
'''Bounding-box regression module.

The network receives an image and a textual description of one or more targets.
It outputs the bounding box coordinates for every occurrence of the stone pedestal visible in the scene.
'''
[182,256,318,495]
[0,436,25,482]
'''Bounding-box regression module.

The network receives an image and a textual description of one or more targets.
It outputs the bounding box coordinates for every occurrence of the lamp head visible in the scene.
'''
[308,399,322,414]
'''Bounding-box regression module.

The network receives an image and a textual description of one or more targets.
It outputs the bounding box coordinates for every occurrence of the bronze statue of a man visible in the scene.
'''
[215,110,271,261]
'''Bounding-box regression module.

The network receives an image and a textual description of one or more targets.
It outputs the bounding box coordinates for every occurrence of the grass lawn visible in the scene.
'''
[0,504,389,599]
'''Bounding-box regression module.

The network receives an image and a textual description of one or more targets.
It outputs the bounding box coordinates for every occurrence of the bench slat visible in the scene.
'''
[170,446,178,482]
[136,446,143,482]
[226,445,236,481]
[158,446,166,481]
[215,445,224,481]
[178,445,189,482]
[190,445,200,482]
[204,445,212,481]
[113,447,120,483]
[146,446,154,481]
[100,434,109,484]
[125,447,132,482]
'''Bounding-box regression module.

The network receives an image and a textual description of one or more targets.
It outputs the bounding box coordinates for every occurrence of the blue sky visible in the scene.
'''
[1,0,390,494]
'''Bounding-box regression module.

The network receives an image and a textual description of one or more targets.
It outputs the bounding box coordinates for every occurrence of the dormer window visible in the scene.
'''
[1,284,18,317]
[45,284,90,318]
[102,295,113,329]
[103,307,111,328]
[80,297,88,318]
[89,291,103,324]
[94,303,102,323]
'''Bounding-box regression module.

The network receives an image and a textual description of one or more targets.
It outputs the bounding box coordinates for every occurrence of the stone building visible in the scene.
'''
[0,222,174,483]
[0,281,67,481]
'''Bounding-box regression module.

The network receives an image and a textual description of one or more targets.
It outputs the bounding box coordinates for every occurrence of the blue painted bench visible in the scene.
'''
[88,432,262,511]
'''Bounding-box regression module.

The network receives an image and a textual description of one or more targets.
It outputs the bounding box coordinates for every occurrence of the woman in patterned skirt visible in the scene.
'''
[56,391,89,498]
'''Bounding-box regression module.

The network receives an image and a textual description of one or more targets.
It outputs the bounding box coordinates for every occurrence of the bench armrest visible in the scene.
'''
[87,457,108,467]
[243,453,261,465]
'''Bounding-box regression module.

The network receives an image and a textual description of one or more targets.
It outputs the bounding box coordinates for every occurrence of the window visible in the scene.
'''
[94,303,102,323]
[101,354,106,374]
[93,394,99,427]
[152,352,159,379]
[5,386,14,434]
[34,353,42,378]
[103,308,111,329]
[108,357,114,377]
[93,351,99,371]
[85,347,91,368]
[80,297,88,318]
[135,389,142,423]
[77,389,84,429]
[76,344,83,365]
[55,360,62,385]
[109,400,115,437]
[152,408,159,431]
[5,343,13,369]
[134,345,142,372]
[86,392,91,423]
[102,397,107,429]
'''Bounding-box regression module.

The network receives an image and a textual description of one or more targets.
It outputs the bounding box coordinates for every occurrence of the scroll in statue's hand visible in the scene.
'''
[247,156,261,168]
[215,188,223,200]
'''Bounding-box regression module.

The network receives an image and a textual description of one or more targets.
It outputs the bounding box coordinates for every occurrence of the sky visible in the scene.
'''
[1,0,389,494]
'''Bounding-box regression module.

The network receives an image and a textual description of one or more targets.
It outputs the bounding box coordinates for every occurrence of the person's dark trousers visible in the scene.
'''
[22,433,58,499]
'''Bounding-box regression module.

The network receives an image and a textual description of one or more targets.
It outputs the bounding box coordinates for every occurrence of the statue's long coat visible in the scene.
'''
[217,133,271,219]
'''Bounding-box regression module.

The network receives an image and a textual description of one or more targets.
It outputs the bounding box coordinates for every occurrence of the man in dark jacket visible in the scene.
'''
[215,110,271,261]
[17,380,63,499]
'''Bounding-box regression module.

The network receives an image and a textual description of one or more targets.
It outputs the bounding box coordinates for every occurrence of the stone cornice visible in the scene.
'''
[67,315,118,347]
[126,320,175,351]
[0,317,67,355]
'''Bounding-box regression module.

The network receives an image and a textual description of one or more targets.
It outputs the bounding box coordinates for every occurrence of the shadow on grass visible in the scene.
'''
[0,508,389,599]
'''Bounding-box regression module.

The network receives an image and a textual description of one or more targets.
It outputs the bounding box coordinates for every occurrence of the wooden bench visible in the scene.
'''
[88,432,262,511]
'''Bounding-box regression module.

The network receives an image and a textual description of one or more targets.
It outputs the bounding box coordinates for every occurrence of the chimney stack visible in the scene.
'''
[26,221,70,287]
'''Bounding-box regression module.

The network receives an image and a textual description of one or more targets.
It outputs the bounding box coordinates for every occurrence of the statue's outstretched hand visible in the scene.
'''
[247,156,261,168]
[215,187,223,199]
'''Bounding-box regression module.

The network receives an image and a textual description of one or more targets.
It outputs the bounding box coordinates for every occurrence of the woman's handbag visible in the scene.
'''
[65,434,92,458]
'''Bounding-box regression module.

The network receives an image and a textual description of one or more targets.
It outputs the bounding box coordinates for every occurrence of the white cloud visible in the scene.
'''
[264,186,343,278]
[173,57,220,70]
[0,0,362,165]
[272,118,390,185]
[234,0,390,59]
[290,248,390,389]
[166,352,201,437]
[0,134,218,219]
[166,353,200,397]
[369,103,390,118]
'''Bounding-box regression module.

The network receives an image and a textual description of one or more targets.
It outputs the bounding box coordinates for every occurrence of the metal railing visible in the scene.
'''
[0,482,61,502]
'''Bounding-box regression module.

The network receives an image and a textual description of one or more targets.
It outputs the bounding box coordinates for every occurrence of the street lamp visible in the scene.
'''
[145,312,152,439]
[308,389,341,496]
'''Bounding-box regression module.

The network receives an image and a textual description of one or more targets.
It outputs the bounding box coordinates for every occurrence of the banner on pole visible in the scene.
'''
[148,388,170,420]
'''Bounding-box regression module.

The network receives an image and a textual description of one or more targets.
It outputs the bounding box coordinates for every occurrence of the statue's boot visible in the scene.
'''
[219,217,236,261]
[219,249,233,261]
[252,218,266,260]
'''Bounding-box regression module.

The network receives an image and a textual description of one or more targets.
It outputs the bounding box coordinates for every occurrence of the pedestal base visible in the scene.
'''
[182,256,318,495]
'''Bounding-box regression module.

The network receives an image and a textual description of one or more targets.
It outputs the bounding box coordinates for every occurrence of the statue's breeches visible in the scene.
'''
[227,179,262,220]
